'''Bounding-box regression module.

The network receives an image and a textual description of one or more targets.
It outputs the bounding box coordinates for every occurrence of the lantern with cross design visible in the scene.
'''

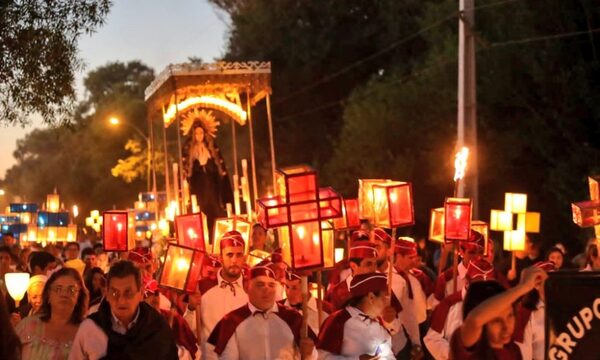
[256,165,343,270]
[489,193,540,252]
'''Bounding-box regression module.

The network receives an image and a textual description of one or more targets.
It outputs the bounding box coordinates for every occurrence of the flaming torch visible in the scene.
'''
[453,146,469,197]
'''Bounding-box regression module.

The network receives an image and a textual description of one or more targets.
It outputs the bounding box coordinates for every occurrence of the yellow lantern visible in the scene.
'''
[5,272,30,307]
[504,193,527,214]
[428,208,445,243]
[490,210,513,231]
[517,212,540,233]
[503,230,526,251]
[46,194,60,212]
[358,179,390,220]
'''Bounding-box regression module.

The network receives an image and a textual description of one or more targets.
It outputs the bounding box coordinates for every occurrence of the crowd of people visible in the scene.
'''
[0,224,598,360]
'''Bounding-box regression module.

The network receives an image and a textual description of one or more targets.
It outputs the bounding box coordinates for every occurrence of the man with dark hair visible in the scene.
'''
[81,247,97,270]
[28,251,57,276]
[325,240,379,310]
[69,260,178,360]
[64,242,80,261]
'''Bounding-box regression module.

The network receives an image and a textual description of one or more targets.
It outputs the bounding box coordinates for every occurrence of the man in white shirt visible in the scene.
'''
[183,231,249,360]
[69,260,178,360]
[281,270,332,335]
[208,265,317,359]
[317,272,395,359]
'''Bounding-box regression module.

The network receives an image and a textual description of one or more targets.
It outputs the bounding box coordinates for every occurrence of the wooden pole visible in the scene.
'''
[316,270,323,329]
[162,117,171,206]
[452,243,459,293]
[195,305,202,345]
[301,275,309,338]
[266,93,277,190]
[246,90,258,209]
[387,228,397,295]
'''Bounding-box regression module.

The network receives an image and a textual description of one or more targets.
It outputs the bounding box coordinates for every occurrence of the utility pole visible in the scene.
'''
[457,0,479,218]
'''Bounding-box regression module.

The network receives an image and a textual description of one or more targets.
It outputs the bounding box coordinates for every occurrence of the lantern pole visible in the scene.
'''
[316,270,323,329]
[301,275,309,338]
[266,93,277,190]
[246,89,259,210]
[387,229,397,296]
[195,308,202,346]
[162,113,171,206]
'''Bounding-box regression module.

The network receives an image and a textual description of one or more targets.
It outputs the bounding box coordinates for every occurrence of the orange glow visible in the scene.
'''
[453,147,469,182]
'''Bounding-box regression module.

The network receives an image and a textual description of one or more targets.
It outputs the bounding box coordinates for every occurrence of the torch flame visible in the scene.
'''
[454,147,470,182]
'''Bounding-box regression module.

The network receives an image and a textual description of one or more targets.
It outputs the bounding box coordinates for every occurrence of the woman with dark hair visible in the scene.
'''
[182,111,233,234]
[84,267,105,307]
[545,247,565,270]
[0,292,21,360]
[450,266,547,359]
[15,267,88,359]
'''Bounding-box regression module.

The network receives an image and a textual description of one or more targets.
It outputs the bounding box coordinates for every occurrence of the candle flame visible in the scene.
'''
[454,147,469,181]
[296,225,305,240]
[176,257,189,272]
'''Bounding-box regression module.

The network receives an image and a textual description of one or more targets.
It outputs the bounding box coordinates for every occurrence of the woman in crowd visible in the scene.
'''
[16,267,88,360]
[0,293,21,360]
[545,247,565,270]
[83,267,105,307]
[450,266,547,359]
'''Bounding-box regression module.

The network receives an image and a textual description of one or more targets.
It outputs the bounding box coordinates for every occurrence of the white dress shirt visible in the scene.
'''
[219,302,317,360]
[423,294,463,360]
[69,307,140,360]
[443,262,467,299]
[317,306,395,360]
[387,268,421,353]
[183,270,248,360]
[518,300,545,360]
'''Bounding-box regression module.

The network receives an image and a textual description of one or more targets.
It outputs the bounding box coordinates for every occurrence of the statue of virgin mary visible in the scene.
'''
[181,109,233,235]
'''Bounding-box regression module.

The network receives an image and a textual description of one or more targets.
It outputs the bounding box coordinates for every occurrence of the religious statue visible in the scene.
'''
[181,109,233,236]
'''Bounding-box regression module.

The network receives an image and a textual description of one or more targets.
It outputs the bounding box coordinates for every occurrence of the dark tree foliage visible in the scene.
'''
[0,0,111,125]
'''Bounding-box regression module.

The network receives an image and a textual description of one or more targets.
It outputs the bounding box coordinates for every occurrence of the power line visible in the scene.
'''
[273,0,524,106]
[276,26,599,122]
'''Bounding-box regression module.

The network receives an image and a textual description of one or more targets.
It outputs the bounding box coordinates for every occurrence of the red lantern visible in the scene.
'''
[318,187,343,220]
[175,213,206,251]
[282,221,323,270]
[358,179,390,220]
[103,211,129,251]
[333,199,361,230]
[256,196,288,228]
[276,165,318,201]
[571,200,600,227]
[372,181,414,228]
[444,197,472,242]
[184,250,205,293]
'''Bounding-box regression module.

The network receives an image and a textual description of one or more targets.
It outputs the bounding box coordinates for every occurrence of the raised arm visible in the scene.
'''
[460,267,547,348]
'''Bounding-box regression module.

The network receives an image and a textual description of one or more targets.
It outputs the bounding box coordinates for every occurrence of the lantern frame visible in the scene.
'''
[444,197,472,242]
[571,200,600,228]
[175,213,207,251]
[429,207,445,243]
[158,243,204,293]
[358,179,390,220]
[333,198,361,230]
[102,211,129,252]
[275,165,318,201]
[372,181,414,228]
[212,216,251,255]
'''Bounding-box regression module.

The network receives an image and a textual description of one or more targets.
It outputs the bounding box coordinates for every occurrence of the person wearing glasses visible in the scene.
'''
[69,260,178,360]
[15,267,89,360]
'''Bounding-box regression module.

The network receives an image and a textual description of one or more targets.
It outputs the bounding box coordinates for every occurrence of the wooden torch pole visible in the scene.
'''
[387,228,397,295]
[316,270,323,329]
[301,275,309,338]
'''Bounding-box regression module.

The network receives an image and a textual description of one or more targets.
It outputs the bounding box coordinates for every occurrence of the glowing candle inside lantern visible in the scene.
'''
[5,273,30,307]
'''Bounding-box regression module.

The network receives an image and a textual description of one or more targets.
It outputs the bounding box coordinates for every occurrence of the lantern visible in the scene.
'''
[46,194,60,212]
[517,212,540,233]
[248,249,271,267]
[175,213,207,251]
[358,179,390,220]
[471,221,490,256]
[444,197,472,242]
[504,193,527,214]
[256,195,288,228]
[275,165,318,201]
[333,199,360,230]
[372,181,414,228]
[66,224,77,242]
[503,230,526,251]
[103,211,129,251]
[490,210,513,231]
[429,207,445,243]
[212,217,251,254]
[321,221,335,269]
[318,187,343,220]
[5,272,30,307]
[184,250,205,293]
[571,200,600,227]
[279,221,323,270]
[9,203,38,213]
[159,244,195,292]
